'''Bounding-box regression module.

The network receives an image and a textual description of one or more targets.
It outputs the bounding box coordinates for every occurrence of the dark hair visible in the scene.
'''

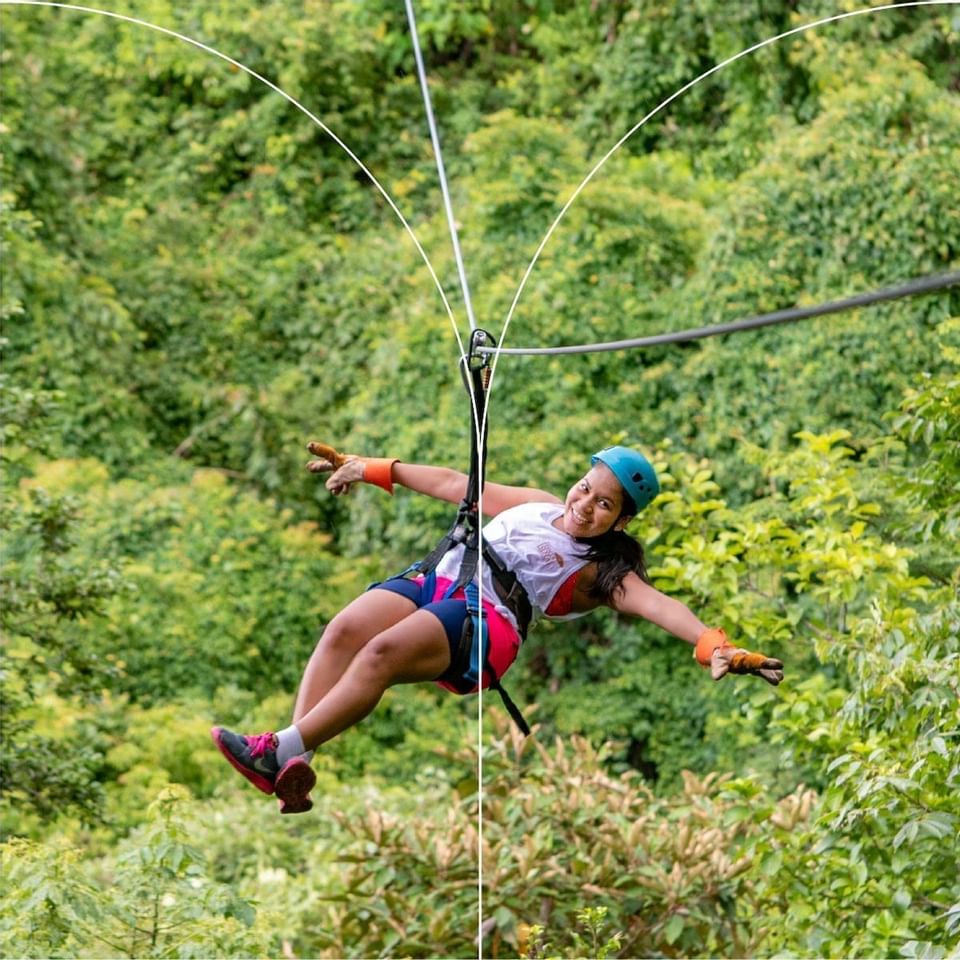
[575,492,650,603]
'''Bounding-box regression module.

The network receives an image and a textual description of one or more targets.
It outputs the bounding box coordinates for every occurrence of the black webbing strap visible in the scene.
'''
[461,329,491,509]
[414,506,472,577]
[414,329,534,735]
[415,329,490,577]
[442,328,492,594]
[483,541,532,641]
[489,680,531,736]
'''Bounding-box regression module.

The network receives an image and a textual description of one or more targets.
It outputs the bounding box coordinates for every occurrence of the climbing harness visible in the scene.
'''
[393,328,533,735]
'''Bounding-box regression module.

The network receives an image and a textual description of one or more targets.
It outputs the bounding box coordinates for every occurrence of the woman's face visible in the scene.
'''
[562,463,631,538]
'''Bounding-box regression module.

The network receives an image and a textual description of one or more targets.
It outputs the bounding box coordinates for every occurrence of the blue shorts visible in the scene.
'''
[371,574,469,651]
[369,574,521,693]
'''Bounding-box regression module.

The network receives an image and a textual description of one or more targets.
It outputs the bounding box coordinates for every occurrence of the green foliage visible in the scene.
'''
[1,460,126,823]
[14,458,345,702]
[644,47,959,491]
[478,729,760,958]
[528,1,803,163]
[891,317,960,543]
[2,4,959,958]
[754,598,960,957]
[524,906,623,959]
[205,723,812,960]
[740,359,960,957]
[1,189,154,468]
[0,787,270,958]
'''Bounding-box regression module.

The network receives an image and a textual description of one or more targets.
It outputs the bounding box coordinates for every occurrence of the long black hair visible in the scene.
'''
[575,492,650,604]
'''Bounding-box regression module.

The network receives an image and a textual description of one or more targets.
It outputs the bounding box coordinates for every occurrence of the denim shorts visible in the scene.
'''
[370,574,521,693]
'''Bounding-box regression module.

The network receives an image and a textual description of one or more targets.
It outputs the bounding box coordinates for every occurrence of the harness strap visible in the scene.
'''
[488,677,531,736]
[447,526,479,595]
[406,328,534,735]
[435,588,532,736]
[468,573,530,734]
[482,541,532,641]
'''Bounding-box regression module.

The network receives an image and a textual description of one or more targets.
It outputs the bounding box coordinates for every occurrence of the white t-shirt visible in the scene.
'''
[435,502,592,632]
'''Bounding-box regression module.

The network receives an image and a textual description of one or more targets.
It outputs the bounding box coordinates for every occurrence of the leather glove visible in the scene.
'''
[695,628,784,686]
[305,441,398,495]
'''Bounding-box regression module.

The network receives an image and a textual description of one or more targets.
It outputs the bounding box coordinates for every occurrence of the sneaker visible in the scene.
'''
[210,727,316,811]
[276,762,316,815]
[277,776,317,813]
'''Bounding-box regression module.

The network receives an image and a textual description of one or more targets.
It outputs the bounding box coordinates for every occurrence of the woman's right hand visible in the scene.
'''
[305,441,398,495]
[305,442,361,495]
[323,458,364,496]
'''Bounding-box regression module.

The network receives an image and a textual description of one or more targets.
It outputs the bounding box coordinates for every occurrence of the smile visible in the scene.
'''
[570,508,590,525]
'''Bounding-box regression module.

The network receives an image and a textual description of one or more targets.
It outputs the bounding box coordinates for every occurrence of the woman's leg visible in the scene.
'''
[295,608,451,751]
[211,603,452,812]
[292,589,416,723]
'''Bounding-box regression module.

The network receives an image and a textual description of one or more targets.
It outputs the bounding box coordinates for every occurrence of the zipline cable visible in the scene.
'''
[477,270,960,357]
[487,1,960,379]
[1,0,469,358]
[404,0,478,335]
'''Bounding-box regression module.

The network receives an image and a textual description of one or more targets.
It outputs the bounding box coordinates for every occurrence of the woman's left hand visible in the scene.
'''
[710,645,784,686]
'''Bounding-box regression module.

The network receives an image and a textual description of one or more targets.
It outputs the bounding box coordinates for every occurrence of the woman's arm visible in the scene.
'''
[611,572,784,685]
[391,463,466,504]
[316,455,559,516]
[481,480,561,515]
[394,464,560,516]
[610,572,707,646]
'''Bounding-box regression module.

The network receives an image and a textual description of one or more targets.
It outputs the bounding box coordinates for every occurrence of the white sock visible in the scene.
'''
[275,725,306,767]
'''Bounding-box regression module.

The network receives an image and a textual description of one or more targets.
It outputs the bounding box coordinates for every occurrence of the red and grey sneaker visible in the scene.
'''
[210,727,315,813]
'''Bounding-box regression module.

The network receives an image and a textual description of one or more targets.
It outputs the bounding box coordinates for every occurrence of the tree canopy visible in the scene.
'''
[2,2,958,957]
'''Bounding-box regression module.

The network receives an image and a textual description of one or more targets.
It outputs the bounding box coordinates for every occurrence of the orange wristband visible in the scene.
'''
[362,458,399,494]
[695,628,729,666]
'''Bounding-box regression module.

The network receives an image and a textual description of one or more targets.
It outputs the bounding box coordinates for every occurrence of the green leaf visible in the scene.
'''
[664,914,684,945]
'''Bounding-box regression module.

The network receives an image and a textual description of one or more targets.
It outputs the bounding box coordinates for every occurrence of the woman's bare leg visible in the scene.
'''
[295,609,451,750]
[292,590,416,722]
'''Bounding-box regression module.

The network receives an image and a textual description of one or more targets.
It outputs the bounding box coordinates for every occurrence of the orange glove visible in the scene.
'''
[305,441,398,495]
[695,628,784,686]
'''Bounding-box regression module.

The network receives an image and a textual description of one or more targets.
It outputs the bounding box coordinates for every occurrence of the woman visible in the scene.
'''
[211,442,783,814]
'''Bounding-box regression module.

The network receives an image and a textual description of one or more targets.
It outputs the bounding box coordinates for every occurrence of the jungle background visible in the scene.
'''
[2,1,958,957]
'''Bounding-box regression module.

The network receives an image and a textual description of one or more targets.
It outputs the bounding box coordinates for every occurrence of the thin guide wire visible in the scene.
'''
[403,0,478,335]
[1,0,467,360]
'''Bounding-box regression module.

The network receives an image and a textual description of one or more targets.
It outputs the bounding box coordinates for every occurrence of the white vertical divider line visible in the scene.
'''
[400,3,485,955]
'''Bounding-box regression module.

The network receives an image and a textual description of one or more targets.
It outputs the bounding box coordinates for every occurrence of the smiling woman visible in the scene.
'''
[211,440,784,815]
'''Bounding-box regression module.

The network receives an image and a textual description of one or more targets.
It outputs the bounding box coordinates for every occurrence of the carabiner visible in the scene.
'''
[468,328,496,371]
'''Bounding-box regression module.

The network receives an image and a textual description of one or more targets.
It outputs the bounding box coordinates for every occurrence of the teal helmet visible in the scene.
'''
[590,445,660,513]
